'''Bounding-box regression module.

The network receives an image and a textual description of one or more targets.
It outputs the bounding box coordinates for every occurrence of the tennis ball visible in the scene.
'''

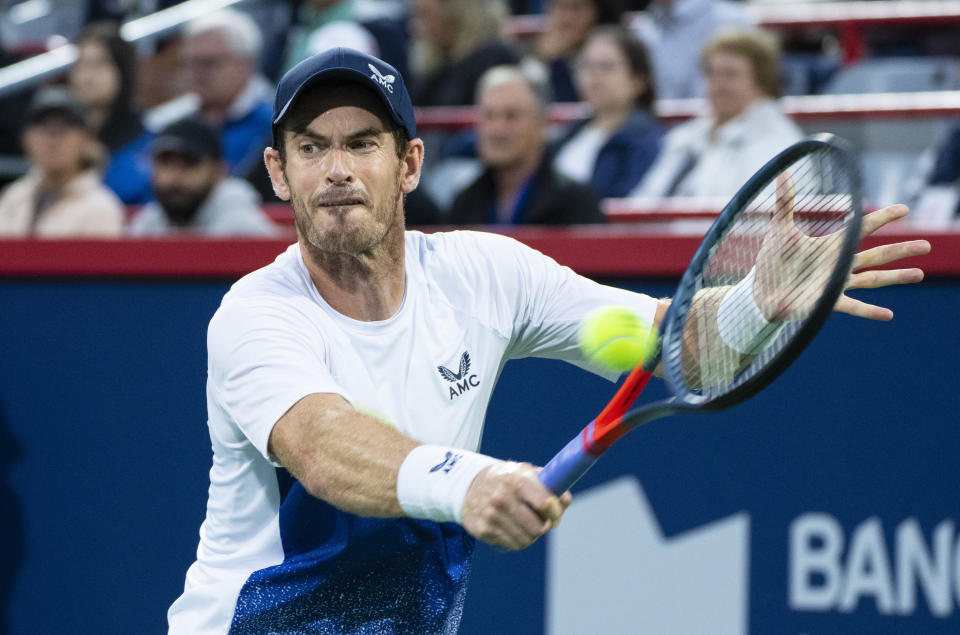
[578,306,657,372]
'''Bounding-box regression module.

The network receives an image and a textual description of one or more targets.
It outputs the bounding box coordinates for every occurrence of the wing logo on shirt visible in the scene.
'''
[438,351,480,400]
[368,63,395,94]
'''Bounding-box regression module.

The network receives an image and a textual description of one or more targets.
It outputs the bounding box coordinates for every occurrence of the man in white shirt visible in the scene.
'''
[166,46,658,634]
[168,47,930,634]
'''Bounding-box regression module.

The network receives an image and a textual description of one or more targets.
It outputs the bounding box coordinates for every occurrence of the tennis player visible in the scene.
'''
[168,48,929,634]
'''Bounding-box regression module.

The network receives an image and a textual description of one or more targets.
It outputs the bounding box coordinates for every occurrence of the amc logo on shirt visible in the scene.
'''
[437,351,480,400]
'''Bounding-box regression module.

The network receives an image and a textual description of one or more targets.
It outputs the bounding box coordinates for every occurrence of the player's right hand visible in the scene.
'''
[460,461,572,551]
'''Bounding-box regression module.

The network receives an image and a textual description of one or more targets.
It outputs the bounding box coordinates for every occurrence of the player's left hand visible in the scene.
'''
[837,203,930,320]
[758,173,930,322]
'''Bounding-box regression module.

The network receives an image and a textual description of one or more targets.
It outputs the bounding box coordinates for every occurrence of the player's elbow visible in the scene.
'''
[296,463,336,503]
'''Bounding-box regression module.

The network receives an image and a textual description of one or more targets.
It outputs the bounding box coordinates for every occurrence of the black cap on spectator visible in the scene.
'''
[25,88,87,127]
[153,117,222,163]
[272,47,416,147]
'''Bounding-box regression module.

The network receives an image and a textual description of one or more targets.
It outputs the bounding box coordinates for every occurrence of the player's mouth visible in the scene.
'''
[317,197,366,210]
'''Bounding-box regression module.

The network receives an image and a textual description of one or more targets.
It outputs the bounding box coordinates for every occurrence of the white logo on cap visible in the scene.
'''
[368,63,396,94]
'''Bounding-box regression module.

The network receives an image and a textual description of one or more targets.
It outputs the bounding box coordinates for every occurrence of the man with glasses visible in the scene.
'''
[177,8,274,197]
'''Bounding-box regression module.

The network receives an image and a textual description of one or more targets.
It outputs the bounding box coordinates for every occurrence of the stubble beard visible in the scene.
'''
[290,168,405,271]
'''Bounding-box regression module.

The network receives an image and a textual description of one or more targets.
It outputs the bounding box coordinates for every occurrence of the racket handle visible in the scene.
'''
[538,426,600,495]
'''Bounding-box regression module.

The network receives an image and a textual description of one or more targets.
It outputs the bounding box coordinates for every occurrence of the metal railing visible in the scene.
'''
[0,0,246,98]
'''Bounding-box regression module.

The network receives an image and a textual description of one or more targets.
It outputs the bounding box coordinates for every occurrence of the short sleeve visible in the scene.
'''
[207,298,347,461]
[465,233,659,381]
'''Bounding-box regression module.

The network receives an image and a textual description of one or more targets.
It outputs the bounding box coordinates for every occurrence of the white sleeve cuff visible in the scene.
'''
[716,269,780,355]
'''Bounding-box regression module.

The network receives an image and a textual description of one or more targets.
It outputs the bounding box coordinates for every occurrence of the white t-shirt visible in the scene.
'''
[632,98,803,199]
[168,230,658,634]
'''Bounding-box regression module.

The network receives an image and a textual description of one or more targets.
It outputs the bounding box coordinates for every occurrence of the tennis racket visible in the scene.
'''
[538,133,863,495]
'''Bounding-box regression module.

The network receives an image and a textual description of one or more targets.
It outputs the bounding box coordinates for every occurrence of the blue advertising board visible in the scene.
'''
[0,277,956,634]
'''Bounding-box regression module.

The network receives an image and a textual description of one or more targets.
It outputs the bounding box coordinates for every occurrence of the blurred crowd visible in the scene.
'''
[0,0,958,238]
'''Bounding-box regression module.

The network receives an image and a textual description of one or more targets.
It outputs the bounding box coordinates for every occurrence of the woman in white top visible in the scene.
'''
[632,29,802,199]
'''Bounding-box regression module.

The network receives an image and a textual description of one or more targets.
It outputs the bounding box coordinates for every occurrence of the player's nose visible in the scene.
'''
[323,148,354,184]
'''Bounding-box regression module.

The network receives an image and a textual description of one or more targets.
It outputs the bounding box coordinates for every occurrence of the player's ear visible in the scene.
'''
[400,138,424,195]
[264,147,291,201]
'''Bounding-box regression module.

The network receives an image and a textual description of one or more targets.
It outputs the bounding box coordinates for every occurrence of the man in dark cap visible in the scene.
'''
[127,117,277,235]
[167,48,928,634]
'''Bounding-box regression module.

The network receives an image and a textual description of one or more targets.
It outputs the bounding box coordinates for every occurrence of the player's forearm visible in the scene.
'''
[269,394,499,523]
[269,393,417,518]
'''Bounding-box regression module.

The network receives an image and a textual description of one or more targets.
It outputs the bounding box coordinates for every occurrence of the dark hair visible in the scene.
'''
[76,21,142,147]
[593,0,627,26]
[587,26,656,110]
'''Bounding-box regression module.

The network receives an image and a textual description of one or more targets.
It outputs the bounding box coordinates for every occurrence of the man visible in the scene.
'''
[168,48,929,633]
[448,64,605,224]
[178,9,275,195]
[127,117,277,236]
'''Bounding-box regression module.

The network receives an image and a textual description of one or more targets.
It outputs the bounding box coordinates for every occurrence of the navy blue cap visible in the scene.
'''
[272,48,416,147]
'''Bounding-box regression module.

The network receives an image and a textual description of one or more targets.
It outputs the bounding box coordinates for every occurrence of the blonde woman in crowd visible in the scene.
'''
[633,29,801,199]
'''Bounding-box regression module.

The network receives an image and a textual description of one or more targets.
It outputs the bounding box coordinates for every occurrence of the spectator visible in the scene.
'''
[908,125,960,225]
[69,21,154,205]
[552,26,663,198]
[533,0,626,102]
[127,118,278,237]
[0,33,34,189]
[924,126,960,191]
[280,0,409,81]
[449,65,605,224]
[409,0,520,106]
[0,88,123,238]
[632,0,752,100]
[178,9,274,197]
[632,29,801,199]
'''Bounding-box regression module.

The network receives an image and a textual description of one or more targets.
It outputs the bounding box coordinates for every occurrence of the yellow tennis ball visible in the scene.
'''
[578,306,657,372]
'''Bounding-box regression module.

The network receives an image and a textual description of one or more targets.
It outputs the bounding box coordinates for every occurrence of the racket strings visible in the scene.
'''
[674,149,857,399]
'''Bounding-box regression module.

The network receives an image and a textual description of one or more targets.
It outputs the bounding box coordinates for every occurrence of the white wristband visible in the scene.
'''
[397,445,498,524]
[717,269,780,355]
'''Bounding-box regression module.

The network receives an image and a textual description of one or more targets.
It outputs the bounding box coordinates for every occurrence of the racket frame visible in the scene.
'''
[660,133,863,413]
[538,133,863,494]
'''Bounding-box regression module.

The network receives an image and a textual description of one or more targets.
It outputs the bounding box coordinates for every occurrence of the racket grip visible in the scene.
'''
[538,427,599,495]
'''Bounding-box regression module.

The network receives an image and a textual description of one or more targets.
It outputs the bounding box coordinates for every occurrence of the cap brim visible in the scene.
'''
[26,107,86,127]
[152,137,207,160]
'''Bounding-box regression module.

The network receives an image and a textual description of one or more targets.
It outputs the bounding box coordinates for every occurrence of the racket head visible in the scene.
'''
[658,133,863,411]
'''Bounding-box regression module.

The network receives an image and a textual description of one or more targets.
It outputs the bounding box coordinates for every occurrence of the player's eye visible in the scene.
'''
[350,139,377,151]
[300,143,318,155]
